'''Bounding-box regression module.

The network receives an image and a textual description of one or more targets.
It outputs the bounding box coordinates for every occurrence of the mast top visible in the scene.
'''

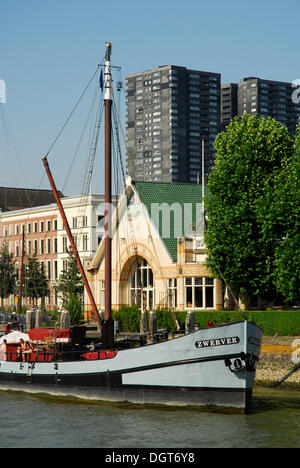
[105,42,111,60]
[104,42,112,101]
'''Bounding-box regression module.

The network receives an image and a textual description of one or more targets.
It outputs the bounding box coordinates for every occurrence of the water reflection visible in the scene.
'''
[0,385,299,448]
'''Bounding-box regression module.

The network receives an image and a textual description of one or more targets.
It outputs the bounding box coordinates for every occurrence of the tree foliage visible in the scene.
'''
[204,114,294,301]
[66,293,84,326]
[0,243,16,301]
[55,248,84,308]
[260,122,300,301]
[23,255,49,304]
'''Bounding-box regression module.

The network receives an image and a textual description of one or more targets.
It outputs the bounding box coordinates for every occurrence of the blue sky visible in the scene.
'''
[0,0,299,195]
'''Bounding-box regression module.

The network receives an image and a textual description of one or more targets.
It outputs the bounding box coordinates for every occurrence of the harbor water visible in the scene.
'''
[0,386,299,449]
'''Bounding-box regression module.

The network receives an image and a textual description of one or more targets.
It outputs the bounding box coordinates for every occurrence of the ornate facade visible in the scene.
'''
[85,178,223,317]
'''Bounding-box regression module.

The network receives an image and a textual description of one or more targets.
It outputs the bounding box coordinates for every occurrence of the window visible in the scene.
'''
[130,257,154,311]
[189,73,200,80]
[62,236,68,253]
[73,235,78,248]
[168,278,177,308]
[40,221,44,233]
[40,239,44,255]
[47,220,51,231]
[54,260,58,279]
[47,261,51,279]
[83,235,88,251]
[185,277,214,309]
[34,222,38,234]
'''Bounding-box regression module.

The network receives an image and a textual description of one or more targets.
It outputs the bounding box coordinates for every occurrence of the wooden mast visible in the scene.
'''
[42,156,102,331]
[42,42,115,343]
[103,42,114,348]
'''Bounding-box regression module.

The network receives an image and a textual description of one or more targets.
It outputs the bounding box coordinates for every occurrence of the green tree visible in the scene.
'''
[260,122,300,302]
[55,248,84,308]
[0,243,16,306]
[23,255,49,306]
[204,114,294,306]
[66,293,84,326]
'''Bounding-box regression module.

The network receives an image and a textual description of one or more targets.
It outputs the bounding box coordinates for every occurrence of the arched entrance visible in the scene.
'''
[129,257,154,311]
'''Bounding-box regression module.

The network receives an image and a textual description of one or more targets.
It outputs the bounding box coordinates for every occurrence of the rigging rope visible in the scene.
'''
[0,103,38,206]
[44,61,104,160]
[62,79,102,193]
[113,106,126,184]
[208,254,247,320]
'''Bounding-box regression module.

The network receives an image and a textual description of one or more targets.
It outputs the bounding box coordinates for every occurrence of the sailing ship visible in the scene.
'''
[0,43,262,412]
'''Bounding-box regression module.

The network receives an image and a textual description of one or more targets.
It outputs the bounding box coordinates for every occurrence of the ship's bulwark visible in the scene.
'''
[0,321,262,412]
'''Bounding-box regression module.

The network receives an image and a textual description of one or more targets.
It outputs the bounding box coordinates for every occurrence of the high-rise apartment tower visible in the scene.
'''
[221,83,238,127]
[126,65,221,183]
[221,77,300,133]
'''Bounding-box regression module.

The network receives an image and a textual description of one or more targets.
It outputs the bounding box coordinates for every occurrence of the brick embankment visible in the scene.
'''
[255,336,300,388]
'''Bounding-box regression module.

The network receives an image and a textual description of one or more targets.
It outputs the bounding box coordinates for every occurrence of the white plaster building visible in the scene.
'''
[85,178,223,318]
[0,193,117,309]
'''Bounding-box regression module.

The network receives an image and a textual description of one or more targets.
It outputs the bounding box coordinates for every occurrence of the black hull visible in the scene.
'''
[0,371,252,412]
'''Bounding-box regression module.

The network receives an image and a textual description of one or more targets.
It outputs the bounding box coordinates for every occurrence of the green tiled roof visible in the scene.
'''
[134,181,207,262]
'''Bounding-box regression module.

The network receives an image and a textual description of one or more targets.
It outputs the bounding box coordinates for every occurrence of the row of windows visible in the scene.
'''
[2,215,88,237]
[135,71,161,82]
[3,219,58,237]
[13,258,59,281]
[135,84,162,95]
[99,274,214,310]
[169,277,214,309]
[6,235,89,257]
[7,238,58,257]
[72,216,88,229]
